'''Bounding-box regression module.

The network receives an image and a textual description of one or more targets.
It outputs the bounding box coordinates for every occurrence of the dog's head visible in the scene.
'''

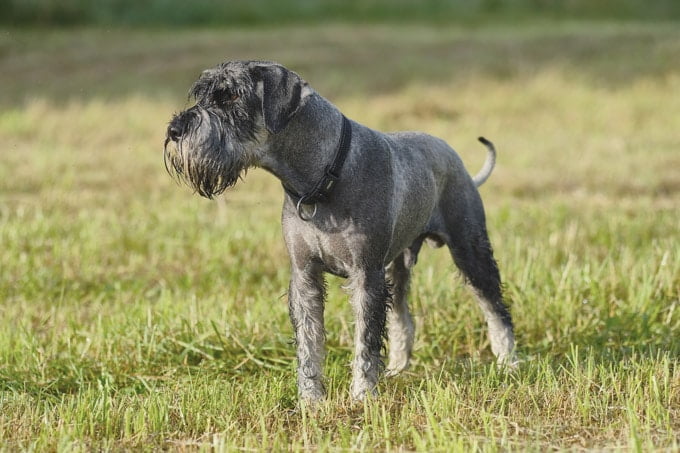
[164,60,312,198]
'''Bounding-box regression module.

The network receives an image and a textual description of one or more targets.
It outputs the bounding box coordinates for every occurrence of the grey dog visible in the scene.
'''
[164,60,516,401]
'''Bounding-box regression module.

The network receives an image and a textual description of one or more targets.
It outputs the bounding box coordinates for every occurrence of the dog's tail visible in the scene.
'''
[472,137,497,187]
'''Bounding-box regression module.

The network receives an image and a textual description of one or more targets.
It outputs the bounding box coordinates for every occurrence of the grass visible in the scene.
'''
[1,23,679,451]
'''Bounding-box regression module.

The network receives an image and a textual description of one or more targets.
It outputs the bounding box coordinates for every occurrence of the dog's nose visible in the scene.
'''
[167,124,182,142]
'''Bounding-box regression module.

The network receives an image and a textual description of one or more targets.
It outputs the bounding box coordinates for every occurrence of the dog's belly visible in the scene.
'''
[382,132,452,263]
[385,194,435,264]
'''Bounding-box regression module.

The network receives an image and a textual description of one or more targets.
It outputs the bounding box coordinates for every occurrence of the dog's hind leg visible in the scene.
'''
[442,192,517,366]
[385,242,422,376]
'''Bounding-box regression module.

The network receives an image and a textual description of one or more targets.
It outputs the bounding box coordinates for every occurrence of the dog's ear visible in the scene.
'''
[250,63,308,134]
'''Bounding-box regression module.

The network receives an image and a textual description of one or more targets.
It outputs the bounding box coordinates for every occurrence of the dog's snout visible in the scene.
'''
[167,123,182,142]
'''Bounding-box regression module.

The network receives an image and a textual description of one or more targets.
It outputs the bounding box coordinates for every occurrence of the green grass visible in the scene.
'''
[1,23,679,451]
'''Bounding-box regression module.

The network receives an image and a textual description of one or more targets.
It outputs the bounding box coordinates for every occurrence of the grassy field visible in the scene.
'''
[1,23,679,451]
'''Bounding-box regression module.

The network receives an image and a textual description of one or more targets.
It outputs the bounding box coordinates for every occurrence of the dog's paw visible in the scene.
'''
[298,379,326,402]
[385,361,410,378]
[497,353,520,371]
[350,381,379,401]
[384,368,401,378]
[385,349,411,377]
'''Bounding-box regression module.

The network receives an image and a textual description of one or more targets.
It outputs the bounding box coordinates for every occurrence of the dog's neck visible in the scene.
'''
[257,94,346,198]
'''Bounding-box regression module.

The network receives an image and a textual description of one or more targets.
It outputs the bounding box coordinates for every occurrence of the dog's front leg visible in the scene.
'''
[288,266,326,401]
[349,268,389,400]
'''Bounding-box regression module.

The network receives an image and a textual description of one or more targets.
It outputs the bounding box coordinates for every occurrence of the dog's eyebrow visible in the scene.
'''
[188,76,218,102]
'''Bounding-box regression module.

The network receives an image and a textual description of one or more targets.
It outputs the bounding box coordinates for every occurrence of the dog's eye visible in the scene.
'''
[215,88,239,105]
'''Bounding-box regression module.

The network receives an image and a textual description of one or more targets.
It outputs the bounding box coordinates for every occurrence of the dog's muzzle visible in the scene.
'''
[167,123,182,143]
[163,107,250,199]
[166,109,196,144]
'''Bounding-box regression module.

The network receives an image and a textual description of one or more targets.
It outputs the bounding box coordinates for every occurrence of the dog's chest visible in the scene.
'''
[311,225,365,278]
[284,212,372,278]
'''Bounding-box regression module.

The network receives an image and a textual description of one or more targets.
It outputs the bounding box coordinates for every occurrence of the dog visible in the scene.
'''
[164,60,516,400]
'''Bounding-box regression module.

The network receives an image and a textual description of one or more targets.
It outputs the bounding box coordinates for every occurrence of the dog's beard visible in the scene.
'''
[164,109,250,199]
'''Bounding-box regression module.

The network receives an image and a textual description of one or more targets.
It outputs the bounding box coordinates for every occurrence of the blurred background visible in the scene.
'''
[3,0,680,26]
[3,0,680,102]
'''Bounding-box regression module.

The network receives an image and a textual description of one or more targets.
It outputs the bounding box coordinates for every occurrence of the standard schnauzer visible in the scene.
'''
[164,60,516,401]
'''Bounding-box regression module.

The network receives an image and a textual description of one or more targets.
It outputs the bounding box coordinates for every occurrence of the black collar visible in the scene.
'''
[283,115,352,217]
